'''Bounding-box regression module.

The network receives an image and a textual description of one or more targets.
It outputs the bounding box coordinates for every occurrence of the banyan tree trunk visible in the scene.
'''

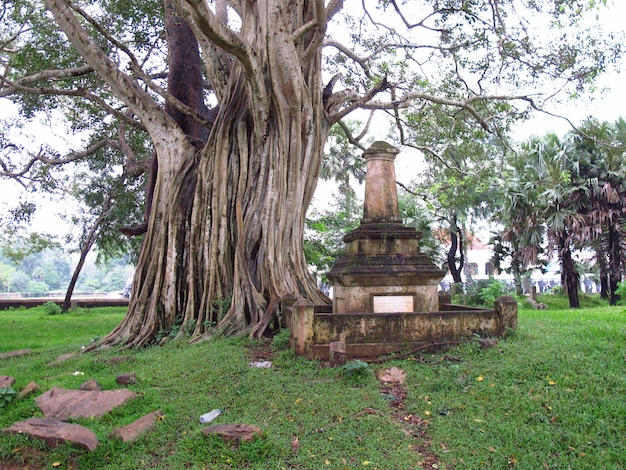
[90,2,330,349]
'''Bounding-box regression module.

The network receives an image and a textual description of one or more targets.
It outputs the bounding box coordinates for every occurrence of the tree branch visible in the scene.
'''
[337,120,367,151]
[0,65,94,90]
[43,0,179,145]
[326,76,389,124]
[67,1,214,131]
[0,78,144,130]
[0,139,114,183]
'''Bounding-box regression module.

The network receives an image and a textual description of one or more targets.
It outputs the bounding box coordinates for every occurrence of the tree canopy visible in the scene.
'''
[0,0,622,346]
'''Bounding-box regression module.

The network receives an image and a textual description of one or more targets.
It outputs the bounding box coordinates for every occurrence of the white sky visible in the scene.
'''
[2,1,625,235]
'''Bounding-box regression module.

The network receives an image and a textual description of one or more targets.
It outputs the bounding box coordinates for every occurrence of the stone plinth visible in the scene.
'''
[282,298,518,360]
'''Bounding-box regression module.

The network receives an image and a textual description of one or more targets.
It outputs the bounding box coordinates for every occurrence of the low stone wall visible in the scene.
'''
[283,296,518,360]
[0,298,129,310]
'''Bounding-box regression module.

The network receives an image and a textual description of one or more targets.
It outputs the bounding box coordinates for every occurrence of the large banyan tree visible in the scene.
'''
[0,0,621,347]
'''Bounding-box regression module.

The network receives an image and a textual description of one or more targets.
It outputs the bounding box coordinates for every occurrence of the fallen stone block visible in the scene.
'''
[3,417,98,451]
[0,375,15,388]
[202,424,262,444]
[35,387,137,420]
[109,410,164,443]
[18,381,40,399]
[80,379,102,391]
[116,373,138,385]
[0,349,31,359]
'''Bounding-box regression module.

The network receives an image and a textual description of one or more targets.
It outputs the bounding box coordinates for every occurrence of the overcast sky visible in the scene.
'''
[1,1,625,236]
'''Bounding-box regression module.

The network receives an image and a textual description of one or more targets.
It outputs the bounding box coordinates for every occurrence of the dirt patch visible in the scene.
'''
[246,340,275,361]
[379,369,445,470]
[0,446,76,470]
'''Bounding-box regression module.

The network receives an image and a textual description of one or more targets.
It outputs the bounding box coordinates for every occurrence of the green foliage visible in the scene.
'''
[0,387,17,408]
[341,359,371,379]
[41,301,62,316]
[478,277,507,306]
[270,328,291,351]
[0,231,60,263]
[459,278,507,308]
[26,280,49,296]
[305,199,361,284]
[210,295,232,321]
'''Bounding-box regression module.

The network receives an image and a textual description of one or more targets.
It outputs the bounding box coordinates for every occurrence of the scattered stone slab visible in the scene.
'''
[47,353,78,366]
[109,410,164,443]
[79,379,102,391]
[18,381,40,399]
[0,375,15,388]
[377,367,406,385]
[526,297,547,310]
[202,424,261,444]
[478,338,499,350]
[0,349,31,359]
[116,373,138,385]
[3,417,98,451]
[35,387,137,420]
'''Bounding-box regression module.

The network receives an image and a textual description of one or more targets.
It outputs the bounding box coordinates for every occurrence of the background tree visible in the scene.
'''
[305,123,365,285]
[501,134,585,307]
[567,118,626,305]
[398,110,509,286]
[1,0,621,346]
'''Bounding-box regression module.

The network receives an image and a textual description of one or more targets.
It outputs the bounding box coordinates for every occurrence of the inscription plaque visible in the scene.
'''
[372,295,414,313]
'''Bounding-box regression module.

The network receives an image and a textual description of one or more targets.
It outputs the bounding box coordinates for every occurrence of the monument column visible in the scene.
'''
[362,142,402,224]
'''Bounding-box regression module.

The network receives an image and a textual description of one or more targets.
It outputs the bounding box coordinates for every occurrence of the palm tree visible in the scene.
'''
[505,134,584,307]
[568,118,626,305]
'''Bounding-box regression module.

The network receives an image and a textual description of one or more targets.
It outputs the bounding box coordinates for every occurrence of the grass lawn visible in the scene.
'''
[0,298,625,469]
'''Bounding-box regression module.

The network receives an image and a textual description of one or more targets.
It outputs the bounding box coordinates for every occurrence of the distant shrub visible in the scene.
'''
[42,301,62,315]
[478,278,507,306]
[271,328,291,351]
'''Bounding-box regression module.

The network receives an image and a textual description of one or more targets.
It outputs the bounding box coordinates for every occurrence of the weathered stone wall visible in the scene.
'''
[283,295,518,360]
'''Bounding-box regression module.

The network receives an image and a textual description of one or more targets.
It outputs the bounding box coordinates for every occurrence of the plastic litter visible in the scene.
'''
[249,361,272,368]
[199,409,222,424]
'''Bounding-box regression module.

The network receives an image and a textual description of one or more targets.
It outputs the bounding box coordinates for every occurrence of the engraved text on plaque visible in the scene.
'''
[372,295,414,313]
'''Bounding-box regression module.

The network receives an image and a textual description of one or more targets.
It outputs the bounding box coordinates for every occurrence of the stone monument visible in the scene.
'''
[327,141,446,313]
[284,140,516,360]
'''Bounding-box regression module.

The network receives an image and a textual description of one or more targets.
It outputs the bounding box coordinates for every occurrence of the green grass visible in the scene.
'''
[1,300,625,469]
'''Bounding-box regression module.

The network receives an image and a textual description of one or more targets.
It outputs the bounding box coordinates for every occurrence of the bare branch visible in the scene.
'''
[356,109,375,141]
[337,120,367,151]
[0,139,114,183]
[0,65,94,90]
[325,0,344,22]
[326,77,389,124]
[0,78,144,130]
[388,0,449,33]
